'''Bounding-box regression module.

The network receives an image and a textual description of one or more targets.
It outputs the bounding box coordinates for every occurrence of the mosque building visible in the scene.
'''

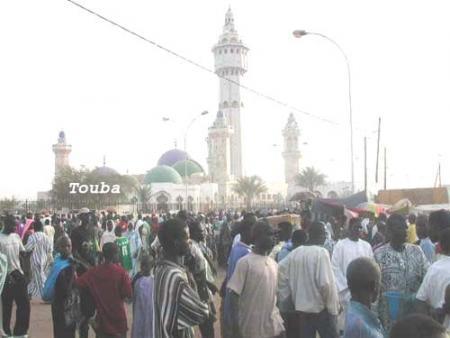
[42,8,306,212]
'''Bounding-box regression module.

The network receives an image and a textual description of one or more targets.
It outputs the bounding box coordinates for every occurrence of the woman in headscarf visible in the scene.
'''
[25,220,52,298]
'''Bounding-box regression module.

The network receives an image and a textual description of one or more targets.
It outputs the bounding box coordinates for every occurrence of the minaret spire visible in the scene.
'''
[212,8,248,178]
[224,6,235,32]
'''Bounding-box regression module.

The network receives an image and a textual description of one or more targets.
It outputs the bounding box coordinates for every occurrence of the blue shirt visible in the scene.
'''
[277,240,292,262]
[344,301,385,338]
[226,241,252,283]
[224,241,252,326]
[419,237,435,263]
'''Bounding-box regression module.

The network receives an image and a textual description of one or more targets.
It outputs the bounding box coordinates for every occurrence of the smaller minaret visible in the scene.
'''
[282,113,301,186]
[207,111,233,204]
[52,131,72,176]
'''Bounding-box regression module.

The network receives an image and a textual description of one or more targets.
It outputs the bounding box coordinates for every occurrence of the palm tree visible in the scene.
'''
[232,175,267,210]
[295,167,326,192]
[136,185,152,213]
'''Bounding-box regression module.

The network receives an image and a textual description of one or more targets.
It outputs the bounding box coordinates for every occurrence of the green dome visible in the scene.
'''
[172,160,204,177]
[144,165,183,184]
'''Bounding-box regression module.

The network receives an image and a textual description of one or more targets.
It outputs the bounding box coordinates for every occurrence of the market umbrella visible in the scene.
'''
[290,191,316,201]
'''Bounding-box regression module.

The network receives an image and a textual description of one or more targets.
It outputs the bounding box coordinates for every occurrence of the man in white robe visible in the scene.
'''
[332,217,374,333]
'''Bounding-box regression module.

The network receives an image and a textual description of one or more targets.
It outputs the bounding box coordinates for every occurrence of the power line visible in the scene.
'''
[65,0,362,127]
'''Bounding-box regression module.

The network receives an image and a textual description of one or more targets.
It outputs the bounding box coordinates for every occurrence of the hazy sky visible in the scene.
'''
[1,0,449,199]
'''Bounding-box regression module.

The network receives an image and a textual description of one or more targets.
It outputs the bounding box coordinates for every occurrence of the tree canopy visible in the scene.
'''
[232,175,267,209]
[50,166,137,210]
[295,166,326,192]
[135,184,152,213]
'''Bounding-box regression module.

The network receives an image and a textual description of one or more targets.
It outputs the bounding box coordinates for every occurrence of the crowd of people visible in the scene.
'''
[0,206,449,338]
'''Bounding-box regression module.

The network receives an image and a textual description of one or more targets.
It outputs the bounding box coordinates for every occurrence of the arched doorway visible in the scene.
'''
[156,194,169,212]
[176,196,183,211]
[187,196,194,211]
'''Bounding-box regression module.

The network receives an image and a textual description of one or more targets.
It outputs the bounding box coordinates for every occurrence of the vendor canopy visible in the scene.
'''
[311,191,368,216]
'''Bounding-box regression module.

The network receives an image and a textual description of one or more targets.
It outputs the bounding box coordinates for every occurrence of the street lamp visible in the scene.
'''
[184,111,209,211]
[163,111,209,211]
[293,30,355,193]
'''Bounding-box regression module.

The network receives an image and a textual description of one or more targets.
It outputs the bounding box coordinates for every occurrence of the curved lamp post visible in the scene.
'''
[293,30,355,193]
[183,111,209,211]
[162,111,209,210]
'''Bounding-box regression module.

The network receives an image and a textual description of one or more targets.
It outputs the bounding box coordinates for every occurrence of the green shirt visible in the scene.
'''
[115,237,132,271]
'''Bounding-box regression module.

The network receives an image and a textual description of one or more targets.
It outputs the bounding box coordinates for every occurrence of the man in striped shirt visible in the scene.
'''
[153,218,209,338]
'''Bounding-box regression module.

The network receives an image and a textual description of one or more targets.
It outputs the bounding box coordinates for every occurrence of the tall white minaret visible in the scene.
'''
[283,114,301,187]
[207,111,233,204]
[212,7,248,178]
[52,130,72,176]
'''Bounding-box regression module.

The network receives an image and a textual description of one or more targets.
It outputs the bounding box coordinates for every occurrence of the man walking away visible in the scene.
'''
[228,221,285,338]
[76,242,132,338]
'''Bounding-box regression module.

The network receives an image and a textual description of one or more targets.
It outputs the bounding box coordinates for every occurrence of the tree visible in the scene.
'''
[0,197,20,213]
[50,167,138,210]
[51,167,89,210]
[232,175,267,210]
[295,167,326,192]
[136,185,152,213]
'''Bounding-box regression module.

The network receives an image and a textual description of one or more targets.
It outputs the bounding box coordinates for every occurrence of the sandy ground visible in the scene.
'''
[27,269,224,338]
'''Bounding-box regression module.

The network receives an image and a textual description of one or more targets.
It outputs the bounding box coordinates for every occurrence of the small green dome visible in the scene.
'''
[144,165,183,184]
[172,160,204,177]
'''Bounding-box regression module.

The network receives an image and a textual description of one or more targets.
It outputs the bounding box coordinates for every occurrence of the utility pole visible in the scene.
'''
[364,137,368,194]
[375,117,381,183]
[435,162,442,188]
[384,147,387,190]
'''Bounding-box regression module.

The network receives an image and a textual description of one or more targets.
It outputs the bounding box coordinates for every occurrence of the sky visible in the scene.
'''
[1,0,450,199]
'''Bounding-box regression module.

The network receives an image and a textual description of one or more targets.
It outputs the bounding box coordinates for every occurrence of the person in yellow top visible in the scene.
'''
[407,214,419,243]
